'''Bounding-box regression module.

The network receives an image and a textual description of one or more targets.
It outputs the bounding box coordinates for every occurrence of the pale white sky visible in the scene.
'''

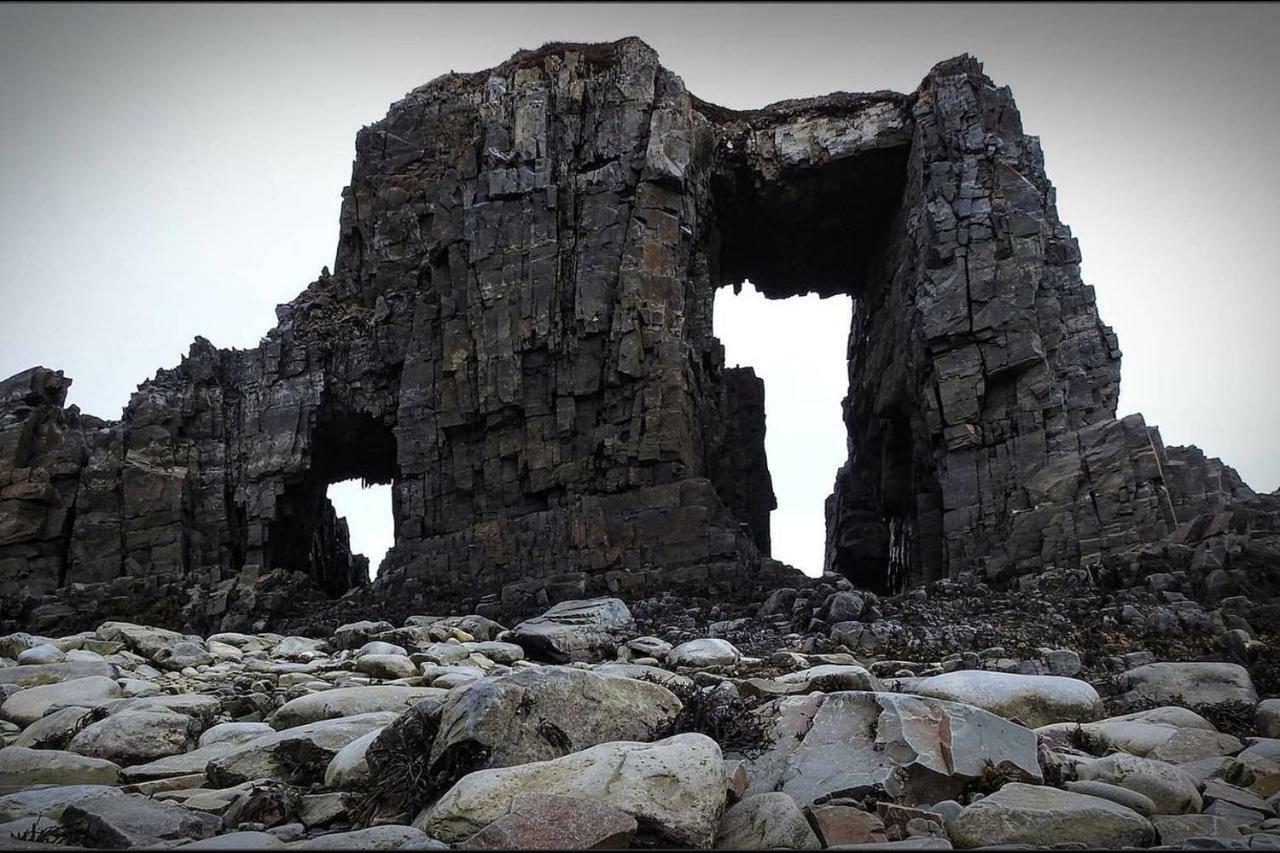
[3,4,1277,576]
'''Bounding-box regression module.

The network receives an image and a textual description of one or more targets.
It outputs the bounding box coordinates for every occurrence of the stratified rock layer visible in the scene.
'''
[0,39,1265,633]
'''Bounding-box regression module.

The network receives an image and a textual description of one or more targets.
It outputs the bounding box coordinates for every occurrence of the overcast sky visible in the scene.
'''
[2,3,1277,576]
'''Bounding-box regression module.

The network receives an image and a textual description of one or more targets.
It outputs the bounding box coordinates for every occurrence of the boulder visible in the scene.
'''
[668,638,741,668]
[333,621,396,650]
[1108,706,1218,729]
[1119,662,1259,710]
[458,792,638,849]
[60,793,221,847]
[175,830,287,849]
[805,804,888,846]
[1064,780,1158,815]
[324,728,382,789]
[1038,716,1239,761]
[290,825,428,849]
[0,675,120,725]
[0,746,120,791]
[11,706,93,749]
[199,722,275,748]
[908,671,1103,727]
[417,733,725,848]
[775,665,883,692]
[67,709,197,766]
[1151,814,1247,845]
[465,642,524,666]
[206,712,399,787]
[269,687,446,730]
[272,637,327,661]
[754,692,1041,806]
[119,739,247,783]
[1257,700,1280,739]
[99,694,222,722]
[429,666,681,773]
[357,641,409,657]
[95,622,211,671]
[1076,752,1203,813]
[509,598,634,663]
[15,644,65,665]
[714,792,820,850]
[0,660,118,688]
[626,637,674,659]
[355,654,418,680]
[595,662,694,694]
[0,785,123,822]
[948,782,1155,848]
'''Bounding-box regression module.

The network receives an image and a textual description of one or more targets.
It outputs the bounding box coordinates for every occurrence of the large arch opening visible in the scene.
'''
[708,137,922,593]
[265,409,397,596]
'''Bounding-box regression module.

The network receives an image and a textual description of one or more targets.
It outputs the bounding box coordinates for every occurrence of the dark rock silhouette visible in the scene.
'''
[0,39,1261,633]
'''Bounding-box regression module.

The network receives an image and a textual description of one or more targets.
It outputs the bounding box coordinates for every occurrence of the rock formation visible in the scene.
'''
[0,39,1265,634]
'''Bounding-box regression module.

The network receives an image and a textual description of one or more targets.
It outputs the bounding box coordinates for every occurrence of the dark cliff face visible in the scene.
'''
[0,38,1257,632]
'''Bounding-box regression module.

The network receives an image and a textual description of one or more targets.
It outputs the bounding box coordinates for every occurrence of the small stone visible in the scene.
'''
[355,653,418,680]
[715,792,819,850]
[805,804,887,846]
[668,638,741,668]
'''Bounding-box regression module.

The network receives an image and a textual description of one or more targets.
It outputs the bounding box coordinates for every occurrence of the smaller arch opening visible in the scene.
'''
[265,409,398,596]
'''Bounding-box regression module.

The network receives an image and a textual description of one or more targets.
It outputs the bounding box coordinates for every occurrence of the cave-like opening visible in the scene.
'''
[265,409,397,596]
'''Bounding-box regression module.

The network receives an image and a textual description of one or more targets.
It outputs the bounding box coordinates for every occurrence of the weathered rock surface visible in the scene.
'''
[0,784,123,823]
[322,728,382,789]
[0,746,120,790]
[429,666,681,772]
[290,825,429,849]
[67,709,197,766]
[269,686,445,730]
[1119,662,1260,709]
[907,670,1103,727]
[417,733,726,848]
[948,782,1155,848]
[744,691,1041,806]
[1075,752,1204,814]
[668,638,741,669]
[61,793,221,847]
[206,712,399,786]
[510,599,635,663]
[0,675,120,726]
[713,792,820,850]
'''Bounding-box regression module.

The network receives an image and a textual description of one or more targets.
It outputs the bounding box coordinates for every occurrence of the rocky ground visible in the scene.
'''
[1,575,1279,850]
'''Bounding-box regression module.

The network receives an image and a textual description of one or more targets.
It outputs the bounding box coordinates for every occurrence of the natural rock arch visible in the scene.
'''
[0,39,1254,633]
